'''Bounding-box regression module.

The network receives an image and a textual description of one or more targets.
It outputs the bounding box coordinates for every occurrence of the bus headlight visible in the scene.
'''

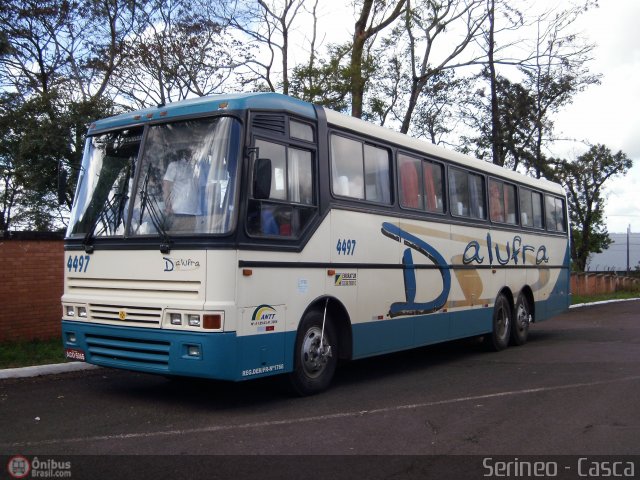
[77,306,87,318]
[65,305,75,317]
[164,310,224,331]
[170,313,182,325]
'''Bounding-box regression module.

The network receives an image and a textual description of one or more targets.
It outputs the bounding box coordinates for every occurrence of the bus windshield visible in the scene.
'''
[67,116,240,238]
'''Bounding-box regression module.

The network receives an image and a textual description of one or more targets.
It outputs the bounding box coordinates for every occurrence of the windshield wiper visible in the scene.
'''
[82,191,128,253]
[138,170,172,254]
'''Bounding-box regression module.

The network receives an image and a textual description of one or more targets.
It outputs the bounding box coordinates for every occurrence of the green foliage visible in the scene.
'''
[462,69,538,168]
[0,89,116,231]
[551,145,633,272]
[0,0,609,233]
[572,291,640,306]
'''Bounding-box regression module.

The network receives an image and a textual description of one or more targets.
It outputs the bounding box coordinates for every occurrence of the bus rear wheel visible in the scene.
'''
[288,310,338,396]
[510,293,532,346]
[486,293,512,351]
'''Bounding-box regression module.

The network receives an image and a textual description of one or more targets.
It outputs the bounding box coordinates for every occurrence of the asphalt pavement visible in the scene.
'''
[1,299,639,479]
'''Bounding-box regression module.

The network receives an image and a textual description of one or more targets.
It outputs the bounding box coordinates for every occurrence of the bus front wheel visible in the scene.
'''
[289,311,338,396]
[486,293,512,351]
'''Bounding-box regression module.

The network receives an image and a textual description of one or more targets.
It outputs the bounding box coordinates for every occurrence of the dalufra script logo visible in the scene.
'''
[163,256,201,272]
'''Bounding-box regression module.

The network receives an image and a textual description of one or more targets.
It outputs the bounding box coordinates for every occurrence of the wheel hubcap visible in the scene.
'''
[496,304,510,340]
[516,303,530,332]
[301,326,332,378]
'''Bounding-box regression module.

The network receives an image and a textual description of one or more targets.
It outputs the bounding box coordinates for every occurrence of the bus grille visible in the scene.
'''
[85,334,170,371]
[88,304,163,327]
[67,277,202,300]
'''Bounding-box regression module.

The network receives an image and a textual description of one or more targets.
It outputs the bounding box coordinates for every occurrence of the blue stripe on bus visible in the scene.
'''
[91,92,317,132]
[351,308,493,359]
[62,321,298,381]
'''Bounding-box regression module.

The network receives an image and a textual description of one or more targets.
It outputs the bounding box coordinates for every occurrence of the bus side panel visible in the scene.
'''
[351,317,414,358]
[530,238,571,322]
[331,210,408,356]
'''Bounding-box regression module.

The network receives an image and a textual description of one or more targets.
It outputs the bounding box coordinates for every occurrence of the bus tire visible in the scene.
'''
[288,310,338,396]
[510,293,531,346]
[486,293,512,352]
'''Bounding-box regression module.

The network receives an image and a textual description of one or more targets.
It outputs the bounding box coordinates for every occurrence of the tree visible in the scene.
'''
[520,3,600,177]
[0,0,148,230]
[465,2,598,168]
[0,91,69,231]
[396,0,487,134]
[114,0,251,108]
[223,0,307,95]
[461,69,538,168]
[408,70,470,145]
[552,145,633,272]
[349,0,406,118]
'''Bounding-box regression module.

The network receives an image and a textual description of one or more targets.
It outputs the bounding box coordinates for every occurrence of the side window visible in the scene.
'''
[248,139,316,237]
[449,167,485,219]
[532,191,543,228]
[331,134,391,204]
[290,119,314,142]
[398,153,444,213]
[423,161,444,213]
[546,195,566,232]
[288,148,313,205]
[256,141,287,200]
[489,179,517,224]
[520,188,544,228]
[331,135,364,199]
[364,145,391,204]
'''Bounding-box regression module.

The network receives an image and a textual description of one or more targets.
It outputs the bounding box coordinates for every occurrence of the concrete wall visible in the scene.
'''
[0,234,63,342]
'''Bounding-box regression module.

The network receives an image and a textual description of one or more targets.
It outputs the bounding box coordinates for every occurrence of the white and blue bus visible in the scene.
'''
[61,92,570,394]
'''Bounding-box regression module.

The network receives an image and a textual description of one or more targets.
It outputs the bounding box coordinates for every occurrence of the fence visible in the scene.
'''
[570,272,640,296]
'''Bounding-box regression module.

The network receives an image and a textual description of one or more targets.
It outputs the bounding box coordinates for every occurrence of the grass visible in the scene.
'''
[0,337,66,369]
[1,291,640,370]
[571,291,640,305]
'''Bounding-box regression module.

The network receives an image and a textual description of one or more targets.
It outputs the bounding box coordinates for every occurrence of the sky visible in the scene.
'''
[308,0,640,234]
[550,0,640,233]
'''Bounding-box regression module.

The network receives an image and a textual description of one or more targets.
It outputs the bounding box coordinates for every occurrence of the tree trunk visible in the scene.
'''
[350,0,372,118]
[487,0,503,166]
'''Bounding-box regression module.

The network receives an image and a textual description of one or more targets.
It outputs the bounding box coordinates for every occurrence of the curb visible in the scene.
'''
[569,297,640,309]
[0,362,99,380]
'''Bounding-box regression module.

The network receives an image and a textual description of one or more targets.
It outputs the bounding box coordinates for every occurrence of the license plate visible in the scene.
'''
[65,348,86,362]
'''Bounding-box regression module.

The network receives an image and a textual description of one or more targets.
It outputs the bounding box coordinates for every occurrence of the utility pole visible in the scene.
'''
[627,224,631,273]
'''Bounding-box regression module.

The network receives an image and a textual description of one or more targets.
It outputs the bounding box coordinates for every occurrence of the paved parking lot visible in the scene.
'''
[1,300,639,478]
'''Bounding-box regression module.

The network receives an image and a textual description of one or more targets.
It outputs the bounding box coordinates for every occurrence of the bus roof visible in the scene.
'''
[89,91,564,196]
[89,92,318,133]
[324,108,565,196]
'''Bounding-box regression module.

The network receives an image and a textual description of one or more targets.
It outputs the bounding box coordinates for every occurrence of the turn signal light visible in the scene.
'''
[203,314,222,330]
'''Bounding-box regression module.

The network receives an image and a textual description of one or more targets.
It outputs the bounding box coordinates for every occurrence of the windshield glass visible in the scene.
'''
[66,116,241,238]
[67,128,142,237]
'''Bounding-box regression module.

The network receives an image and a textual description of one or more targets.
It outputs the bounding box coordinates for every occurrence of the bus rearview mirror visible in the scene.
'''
[253,158,272,200]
